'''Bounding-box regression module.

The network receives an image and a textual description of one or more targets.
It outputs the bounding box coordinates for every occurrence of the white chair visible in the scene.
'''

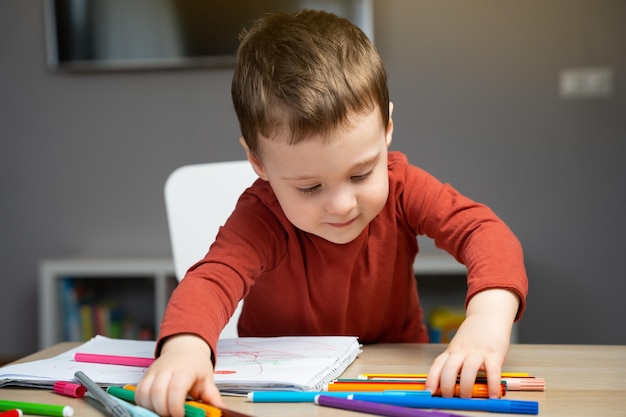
[164,160,258,339]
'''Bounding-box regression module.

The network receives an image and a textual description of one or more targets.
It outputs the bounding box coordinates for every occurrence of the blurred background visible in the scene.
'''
[1,0,624,361]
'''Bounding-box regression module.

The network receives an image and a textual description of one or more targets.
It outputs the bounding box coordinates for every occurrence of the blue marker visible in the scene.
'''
[350,394,539,415]
[248,390,432,403]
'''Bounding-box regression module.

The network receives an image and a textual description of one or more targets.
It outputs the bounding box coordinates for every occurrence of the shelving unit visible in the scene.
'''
[414,252,518,343]
[413,253,466,342]
[413,253,466,310]
[38,258,177,350]
[38,253,515,350]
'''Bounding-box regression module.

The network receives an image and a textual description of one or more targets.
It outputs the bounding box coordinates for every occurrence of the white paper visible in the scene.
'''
[0,335,360,391]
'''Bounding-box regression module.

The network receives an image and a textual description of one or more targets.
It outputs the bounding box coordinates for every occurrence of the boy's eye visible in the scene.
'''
[297,184,321,194]
[351,171,372,181]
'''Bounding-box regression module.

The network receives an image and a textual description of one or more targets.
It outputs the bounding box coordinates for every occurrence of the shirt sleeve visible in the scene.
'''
[156,185,289,358]
[395,156,528,320]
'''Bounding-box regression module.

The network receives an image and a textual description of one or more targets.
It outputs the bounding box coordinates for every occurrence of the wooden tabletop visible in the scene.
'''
[1,342,625,416]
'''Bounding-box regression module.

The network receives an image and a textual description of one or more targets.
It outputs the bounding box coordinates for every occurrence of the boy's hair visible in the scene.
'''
[232,9,389,158]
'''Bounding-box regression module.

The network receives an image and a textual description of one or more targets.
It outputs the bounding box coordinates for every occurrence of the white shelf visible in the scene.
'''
[38,258,176,349]
[38,254,516,347]
[413,253,466,275]
[413,252,519,343]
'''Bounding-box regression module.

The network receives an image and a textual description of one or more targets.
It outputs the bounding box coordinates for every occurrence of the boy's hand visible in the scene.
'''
[135,334,225,417]
[424,289,519,399]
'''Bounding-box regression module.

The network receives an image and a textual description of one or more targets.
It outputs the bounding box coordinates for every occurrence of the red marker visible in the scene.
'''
[0,409,23,417]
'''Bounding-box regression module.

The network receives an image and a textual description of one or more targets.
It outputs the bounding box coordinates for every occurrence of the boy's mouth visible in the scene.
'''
[327,217,357,228]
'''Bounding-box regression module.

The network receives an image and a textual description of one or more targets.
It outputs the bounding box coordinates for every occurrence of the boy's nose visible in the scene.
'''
[325,185,357,215]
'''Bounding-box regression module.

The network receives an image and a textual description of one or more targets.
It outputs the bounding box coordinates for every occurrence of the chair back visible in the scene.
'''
[164,160,257,338]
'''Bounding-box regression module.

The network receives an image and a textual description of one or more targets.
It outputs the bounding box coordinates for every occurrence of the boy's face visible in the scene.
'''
[243,105,393,244]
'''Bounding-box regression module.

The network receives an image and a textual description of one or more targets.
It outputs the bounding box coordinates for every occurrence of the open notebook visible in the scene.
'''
[0,335,361,392]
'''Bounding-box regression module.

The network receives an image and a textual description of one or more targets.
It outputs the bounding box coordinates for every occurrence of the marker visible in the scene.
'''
[89,391,159,417]
[121,386,263,417]
[315,395,466,417]
[54,381,86,398]
[248,390,432,402]
[470,377,545,391]
[501,377,545,391]
[360,373,530,379]
[75,371,131,417]
[74,353,154,368]
[327,381,505,398]
[185,401,222,417]
[0,400,73,417]
[107,386,205,417]
[347,377,544,392]
[0,410,22,417]
[350,394,539,415]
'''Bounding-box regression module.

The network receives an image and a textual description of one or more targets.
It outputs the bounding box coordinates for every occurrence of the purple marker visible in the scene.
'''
[315,395,467,417]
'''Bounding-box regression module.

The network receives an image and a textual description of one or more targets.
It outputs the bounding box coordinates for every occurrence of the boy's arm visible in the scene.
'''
[399,159,528,319]
[136,334,225,417]
[424,288,520,398]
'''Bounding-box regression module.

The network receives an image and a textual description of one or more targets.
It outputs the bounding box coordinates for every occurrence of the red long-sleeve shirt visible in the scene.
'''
[158,152,528,356]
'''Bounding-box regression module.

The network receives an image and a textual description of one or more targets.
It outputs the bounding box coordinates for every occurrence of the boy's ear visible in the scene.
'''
[385,102,394,148]
[239,137,269,181]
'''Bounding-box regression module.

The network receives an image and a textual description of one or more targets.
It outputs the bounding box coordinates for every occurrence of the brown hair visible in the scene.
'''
[231,9,389,158]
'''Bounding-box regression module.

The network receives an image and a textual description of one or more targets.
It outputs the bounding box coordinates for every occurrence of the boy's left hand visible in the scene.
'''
[424,289,520,399]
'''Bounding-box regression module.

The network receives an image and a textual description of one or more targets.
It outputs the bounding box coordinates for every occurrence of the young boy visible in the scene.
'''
[136,10,527,417]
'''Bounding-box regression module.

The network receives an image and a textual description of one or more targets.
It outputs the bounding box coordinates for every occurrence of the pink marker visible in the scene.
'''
[54,381,86,398]
[74,352,154,367]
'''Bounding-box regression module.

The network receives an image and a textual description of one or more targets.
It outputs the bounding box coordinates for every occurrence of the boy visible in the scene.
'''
[136,10,527,417]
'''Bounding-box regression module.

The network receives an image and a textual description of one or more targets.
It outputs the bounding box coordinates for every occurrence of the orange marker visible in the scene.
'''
[185,401,222,417]
[327,381,505,398]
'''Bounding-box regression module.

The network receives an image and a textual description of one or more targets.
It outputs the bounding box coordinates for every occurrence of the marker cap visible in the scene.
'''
[0,410,23,417]
[54,381,86,398]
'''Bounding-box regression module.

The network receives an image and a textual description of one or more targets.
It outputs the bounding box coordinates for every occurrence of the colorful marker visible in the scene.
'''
[315,395,466,417]
[122,385,256,417]
[248,390,432,402]
[106,387,204,417]
[89,392,159,417]
[501,377,545,391]
[0,410,22,417]
[350,394,539,415]
[327,380,505,398]
[356,374,545,391]
[185,401,222,417]
[0,400,73,417]
[54,381,86,398]
[359,373,530,379]
[74,352,154,367]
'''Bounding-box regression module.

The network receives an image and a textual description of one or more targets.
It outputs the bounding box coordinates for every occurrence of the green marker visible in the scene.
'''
[0,400,73,417]
[107,386,205,417]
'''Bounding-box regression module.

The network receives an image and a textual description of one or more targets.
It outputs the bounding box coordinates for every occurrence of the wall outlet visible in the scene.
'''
[559,67,614,99]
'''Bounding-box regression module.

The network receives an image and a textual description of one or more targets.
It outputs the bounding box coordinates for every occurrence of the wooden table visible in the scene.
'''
[1,343,625,416]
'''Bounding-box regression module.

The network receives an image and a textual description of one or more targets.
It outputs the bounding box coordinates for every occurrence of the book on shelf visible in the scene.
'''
[0,335,361,392]
[59,278,154,341]
[427,305,465,343]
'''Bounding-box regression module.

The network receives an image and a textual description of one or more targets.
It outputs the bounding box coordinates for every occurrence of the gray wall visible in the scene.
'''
[1,1,624,358]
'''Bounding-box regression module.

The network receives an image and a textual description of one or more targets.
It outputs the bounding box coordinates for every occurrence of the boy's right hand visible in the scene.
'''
[135,334,226,417]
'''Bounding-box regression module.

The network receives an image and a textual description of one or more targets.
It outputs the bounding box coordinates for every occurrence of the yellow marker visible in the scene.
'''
[359,372,530,379]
